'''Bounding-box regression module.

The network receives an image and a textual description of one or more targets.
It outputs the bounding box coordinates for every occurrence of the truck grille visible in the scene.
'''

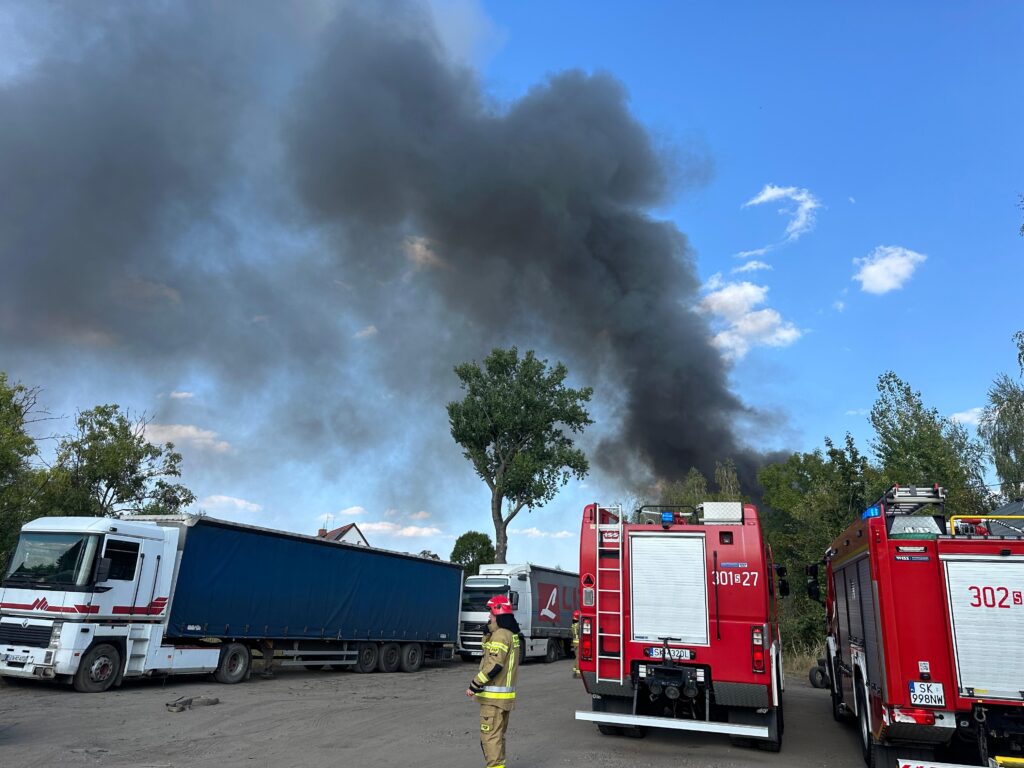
[461,622,487,634]
[0,623,52,648]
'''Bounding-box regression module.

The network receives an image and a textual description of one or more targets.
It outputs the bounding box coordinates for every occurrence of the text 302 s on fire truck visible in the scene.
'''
[575,500,790,751]
[812,485,1024,768]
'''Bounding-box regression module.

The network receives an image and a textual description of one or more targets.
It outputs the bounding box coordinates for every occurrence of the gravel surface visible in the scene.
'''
[0,658,863,768]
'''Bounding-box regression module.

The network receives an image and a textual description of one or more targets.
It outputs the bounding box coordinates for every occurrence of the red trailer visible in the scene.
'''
[815,486,1024,768]
[574,501,788,751]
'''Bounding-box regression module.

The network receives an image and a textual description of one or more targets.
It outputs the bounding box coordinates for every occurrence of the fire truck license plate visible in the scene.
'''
[908,681,944,706]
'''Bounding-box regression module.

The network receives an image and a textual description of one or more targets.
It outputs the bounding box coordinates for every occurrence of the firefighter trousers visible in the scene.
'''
[479,704,510,768]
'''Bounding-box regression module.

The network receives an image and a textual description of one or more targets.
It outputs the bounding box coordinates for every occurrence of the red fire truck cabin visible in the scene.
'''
[817,485,1024,767]
[575,500,787,751]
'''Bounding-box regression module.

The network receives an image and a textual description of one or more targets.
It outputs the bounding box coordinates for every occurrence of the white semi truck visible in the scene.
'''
[458,563,578,663]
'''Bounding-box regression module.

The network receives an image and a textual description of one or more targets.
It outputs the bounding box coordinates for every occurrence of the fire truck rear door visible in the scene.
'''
[941,554,1024,701]
[630,533,708,646]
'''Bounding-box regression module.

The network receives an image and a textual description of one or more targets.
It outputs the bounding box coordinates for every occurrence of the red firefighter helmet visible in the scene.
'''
[486,595,514,615]
[572,610,581,621]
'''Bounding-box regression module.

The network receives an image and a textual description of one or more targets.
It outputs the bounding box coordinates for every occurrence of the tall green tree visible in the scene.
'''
[450,531,496,577]
[0,374,42,556]
[43,405,195,517]
[979,331,1024,498]
[870,372,988,513]
[447,347,592,563]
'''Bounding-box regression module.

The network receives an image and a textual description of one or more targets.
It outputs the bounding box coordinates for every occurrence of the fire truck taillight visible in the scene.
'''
[891,707,936,726]
[581,619,592,661]
[751,626,766,673]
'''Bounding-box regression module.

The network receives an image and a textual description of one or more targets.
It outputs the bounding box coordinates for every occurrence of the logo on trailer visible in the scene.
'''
[538,583,559,622]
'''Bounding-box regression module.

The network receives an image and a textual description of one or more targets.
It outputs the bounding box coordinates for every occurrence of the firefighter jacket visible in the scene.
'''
[469,627,520,711]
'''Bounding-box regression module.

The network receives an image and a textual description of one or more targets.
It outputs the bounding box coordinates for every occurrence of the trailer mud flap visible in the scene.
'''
[575,710,770,738]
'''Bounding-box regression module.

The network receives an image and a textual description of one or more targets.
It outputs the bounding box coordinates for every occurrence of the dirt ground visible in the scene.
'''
[0,658,863,768]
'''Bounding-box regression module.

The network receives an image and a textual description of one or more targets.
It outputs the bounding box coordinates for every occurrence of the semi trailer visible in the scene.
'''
[0,514,462,692]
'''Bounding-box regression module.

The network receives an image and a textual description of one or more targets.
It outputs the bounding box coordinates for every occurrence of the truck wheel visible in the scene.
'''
[73,643,122,693]
[399,643,423,673]
[377,643,401,673]
[214,643,250,684]
[857,685,871,765]
[544,639,558,664]
[354,642,378,673]
[809,665,828,689]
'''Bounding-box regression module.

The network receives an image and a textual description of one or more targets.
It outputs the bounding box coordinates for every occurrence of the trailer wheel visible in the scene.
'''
[399,643,423,673]
[214,643,250,684]
[377,643,401,673]
[543,639,558,664]
[354,642,379,673]
[73,643,121,693]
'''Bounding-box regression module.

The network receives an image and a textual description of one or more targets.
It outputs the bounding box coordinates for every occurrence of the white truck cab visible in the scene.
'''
[458,563,577,663]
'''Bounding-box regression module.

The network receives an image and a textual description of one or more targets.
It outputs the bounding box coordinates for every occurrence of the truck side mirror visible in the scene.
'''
[94,557,112,584]
[778,579,791,598]
[805,563,819,579]
[806,580,821,603]
[517,574,527,581]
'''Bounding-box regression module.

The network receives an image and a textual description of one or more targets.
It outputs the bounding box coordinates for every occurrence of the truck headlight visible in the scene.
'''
[48,621,64,647]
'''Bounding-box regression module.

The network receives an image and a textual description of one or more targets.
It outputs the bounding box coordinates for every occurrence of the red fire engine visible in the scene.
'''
[814,485,1024,768]
[575,500,788,751]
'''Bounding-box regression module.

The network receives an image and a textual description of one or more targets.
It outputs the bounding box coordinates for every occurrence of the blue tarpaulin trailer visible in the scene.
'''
[168,517,461,645]
[0,513,462,691]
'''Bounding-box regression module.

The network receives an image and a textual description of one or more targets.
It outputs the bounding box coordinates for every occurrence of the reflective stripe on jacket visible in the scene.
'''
[472,628,519,709]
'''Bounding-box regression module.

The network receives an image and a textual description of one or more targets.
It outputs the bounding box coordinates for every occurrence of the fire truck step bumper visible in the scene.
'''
[575,710,770,738]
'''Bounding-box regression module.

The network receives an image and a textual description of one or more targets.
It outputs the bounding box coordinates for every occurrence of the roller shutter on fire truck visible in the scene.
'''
[942,555,1024,702]
[630,534,708,646]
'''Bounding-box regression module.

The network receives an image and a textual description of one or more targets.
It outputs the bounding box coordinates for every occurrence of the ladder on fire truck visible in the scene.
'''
[595,504,625,684]
[876,485,946,515]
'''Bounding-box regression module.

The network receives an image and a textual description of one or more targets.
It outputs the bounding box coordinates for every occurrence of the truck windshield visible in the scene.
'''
[3,533,101,589]
[462,582,509,612]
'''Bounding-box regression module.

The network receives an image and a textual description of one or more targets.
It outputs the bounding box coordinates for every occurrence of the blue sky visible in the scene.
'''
[1,1,1021,570]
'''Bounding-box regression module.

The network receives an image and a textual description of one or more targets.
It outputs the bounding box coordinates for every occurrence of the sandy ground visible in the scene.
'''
[0,658,863,768]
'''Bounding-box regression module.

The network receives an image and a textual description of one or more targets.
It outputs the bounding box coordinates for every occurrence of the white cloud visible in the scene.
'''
[844,408,869,416]
[403,236,445,269]
[169,391,194,400]
[743,183,822,242]
[509,527,573,539]
[700,280,801,361]
[853,246,926,294]
[201,495,262,513]
[360,521,442,537]
[833,300,845,312]
[337,505,366,518]
[700,281,768,321]
[732,260,773,274]
[146,423,230,453]
[409,510,431,520]
[735,246,773,260]
[354,325,378,339]
[950,407,984,426]
[849,197,856,204]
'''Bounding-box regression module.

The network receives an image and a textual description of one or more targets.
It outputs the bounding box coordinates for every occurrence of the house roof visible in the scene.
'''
[321,523,369,545]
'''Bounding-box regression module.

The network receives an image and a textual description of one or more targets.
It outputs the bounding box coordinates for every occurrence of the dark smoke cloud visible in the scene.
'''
[0,0,784,509]
[286,3,776,489]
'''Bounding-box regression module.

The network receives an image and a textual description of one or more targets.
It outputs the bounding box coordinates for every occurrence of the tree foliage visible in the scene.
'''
[44,405,195,517]
[759,435,882,650]
[447,347,592,563]
[979,331,1024,498]
[870,371,988,513]
[450,531,496,577]
[0,375,42,556]
[0,377,198,557]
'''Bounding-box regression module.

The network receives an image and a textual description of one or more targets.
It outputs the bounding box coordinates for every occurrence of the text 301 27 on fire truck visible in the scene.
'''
[575,500,790,751]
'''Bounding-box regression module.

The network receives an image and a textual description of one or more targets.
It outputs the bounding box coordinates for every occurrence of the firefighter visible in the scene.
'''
[465,594,521,768]
[570,610,580,678]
